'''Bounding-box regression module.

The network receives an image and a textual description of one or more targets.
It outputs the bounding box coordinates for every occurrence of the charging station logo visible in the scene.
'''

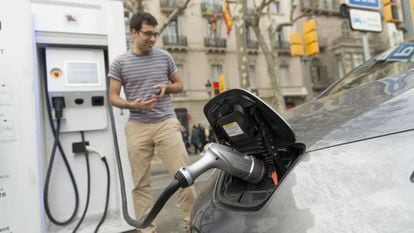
[50,68,62,79]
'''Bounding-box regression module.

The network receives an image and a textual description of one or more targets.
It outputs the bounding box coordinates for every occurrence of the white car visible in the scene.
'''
[190,42,414,233]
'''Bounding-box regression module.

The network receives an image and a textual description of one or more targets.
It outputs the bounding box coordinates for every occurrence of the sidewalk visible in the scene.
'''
[151,153,201,176]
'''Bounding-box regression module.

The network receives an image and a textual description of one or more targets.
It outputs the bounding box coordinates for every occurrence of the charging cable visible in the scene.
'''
[84,145,111,233]
[43,95,80,226]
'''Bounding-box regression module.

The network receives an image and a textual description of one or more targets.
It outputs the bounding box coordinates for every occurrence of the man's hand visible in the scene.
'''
[152,84,167,99]
[129,97,157,112]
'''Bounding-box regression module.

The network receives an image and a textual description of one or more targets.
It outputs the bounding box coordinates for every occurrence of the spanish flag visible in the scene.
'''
[222,0,233,35]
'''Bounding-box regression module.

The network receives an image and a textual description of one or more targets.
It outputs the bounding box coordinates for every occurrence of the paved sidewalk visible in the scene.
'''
[151,153,201,176]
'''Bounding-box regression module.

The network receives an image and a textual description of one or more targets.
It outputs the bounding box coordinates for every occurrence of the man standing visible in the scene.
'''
[108,12,196,233]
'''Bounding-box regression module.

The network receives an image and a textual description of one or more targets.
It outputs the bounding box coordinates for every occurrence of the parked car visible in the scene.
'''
[190,42,414,233]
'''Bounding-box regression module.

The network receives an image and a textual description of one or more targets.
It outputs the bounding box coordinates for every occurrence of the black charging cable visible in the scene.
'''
[94,154,110,233]
[43,95,80,226]
[107,79,184,229]
[72,131,91,233]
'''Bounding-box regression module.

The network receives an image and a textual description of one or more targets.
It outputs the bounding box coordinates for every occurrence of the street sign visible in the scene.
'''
[388,43,414,61]
[346,0,380,10]
[349,9,382,32]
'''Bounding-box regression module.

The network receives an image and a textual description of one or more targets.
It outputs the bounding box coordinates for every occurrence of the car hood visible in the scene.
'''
[284,70,414,151]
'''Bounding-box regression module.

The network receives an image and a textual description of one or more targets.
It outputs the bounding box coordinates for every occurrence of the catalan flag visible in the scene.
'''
[222,0,233,35]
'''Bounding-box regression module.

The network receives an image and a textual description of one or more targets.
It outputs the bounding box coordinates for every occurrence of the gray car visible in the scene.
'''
[190,42,414,233]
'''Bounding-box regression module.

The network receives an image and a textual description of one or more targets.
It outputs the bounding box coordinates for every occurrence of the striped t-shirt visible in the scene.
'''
[108,48,177,123]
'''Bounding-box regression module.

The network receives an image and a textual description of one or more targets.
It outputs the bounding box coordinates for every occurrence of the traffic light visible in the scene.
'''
[383,0,401,23]
[218,74,227,93]
[303,19,319,56]
[289,33,305,56]
[213,81,220,95]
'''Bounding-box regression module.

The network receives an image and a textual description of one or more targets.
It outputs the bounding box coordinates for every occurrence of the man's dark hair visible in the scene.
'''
[130,12,158,32]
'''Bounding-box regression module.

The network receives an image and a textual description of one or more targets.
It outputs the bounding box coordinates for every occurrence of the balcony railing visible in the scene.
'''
[245,7,256,16]
[320,0,340,12]
[247,39,259,49]
[201,2,222,17]
[204,37,227,48]
[163,35,188,46]
[301,0,340,14]
[160,0,185,13]
[301,0,318,9]
[273,40,290,50]
[332,36,362,48]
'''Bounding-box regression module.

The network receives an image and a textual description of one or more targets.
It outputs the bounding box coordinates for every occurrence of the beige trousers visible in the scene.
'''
[125,118,197,233]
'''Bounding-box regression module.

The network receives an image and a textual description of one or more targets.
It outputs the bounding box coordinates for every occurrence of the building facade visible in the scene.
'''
[123,0,403,130]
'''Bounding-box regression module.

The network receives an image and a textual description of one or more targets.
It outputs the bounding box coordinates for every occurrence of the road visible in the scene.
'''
[124,165,213,233]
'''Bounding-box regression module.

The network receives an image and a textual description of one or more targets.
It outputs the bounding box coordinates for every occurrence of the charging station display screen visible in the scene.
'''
[65,62,100,86]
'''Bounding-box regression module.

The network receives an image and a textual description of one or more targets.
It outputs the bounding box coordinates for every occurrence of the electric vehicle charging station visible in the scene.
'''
[2,1,271,233]
[1,0,136,232]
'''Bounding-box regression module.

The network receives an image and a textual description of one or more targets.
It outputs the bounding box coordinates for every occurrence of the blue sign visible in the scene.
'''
[347,0,380,10]
[388,43,414,61]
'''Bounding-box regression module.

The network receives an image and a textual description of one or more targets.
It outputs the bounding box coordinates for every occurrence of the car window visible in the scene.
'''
[320,43,414,97]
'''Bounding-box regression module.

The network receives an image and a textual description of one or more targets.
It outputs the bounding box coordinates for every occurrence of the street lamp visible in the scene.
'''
[205,80,212,99]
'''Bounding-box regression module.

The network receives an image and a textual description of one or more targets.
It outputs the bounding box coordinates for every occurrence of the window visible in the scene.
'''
[173,64,187,97]
[353,53,364,68]
[279,66,289,86]
[206,18,221,38]
[124,12,132,49]
[322,44,414,97]
[343,53,353,74]
[210,64,223,81]
[324,0,333,10]
[246,26,256,41]
[166,18,179,42]
[270,1,280,13]
[341,21,350,37]
[275,28,286,47]
[249,65,257,89]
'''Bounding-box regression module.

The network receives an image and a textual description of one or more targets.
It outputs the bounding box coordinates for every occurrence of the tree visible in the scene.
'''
[234,0,307,112]
[233,1,250,90]
[123,0,192,35]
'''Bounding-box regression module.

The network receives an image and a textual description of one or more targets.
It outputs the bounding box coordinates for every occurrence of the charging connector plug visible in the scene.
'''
[72,141,90,154]
[52,96,65,120]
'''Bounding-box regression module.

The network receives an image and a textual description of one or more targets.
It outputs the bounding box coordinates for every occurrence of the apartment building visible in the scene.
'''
[294,0,403,93]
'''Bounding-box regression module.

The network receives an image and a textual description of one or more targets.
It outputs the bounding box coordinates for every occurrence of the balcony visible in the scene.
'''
[247,39,259,54]
[320,0,340,13]
[245,7,256,17]
[273,40,290,50]
[201,2,222,17]
[273,40,290,55]
[163,35,188,52]
[332,36,362,48]
[160,0,185,13]
[204,37,227,53]
[301,0,318,11]
[331,36,363,54]
[301,0,341,15]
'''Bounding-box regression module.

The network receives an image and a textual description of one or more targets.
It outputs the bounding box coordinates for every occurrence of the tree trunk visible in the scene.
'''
[158,0,192,34]
[251,24,285,112]
[233,0,250,90]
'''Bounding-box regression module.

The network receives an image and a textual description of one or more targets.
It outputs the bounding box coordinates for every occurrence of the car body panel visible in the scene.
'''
[284,70,414,151]
[192,130,414,233]
[190,43,414,233]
